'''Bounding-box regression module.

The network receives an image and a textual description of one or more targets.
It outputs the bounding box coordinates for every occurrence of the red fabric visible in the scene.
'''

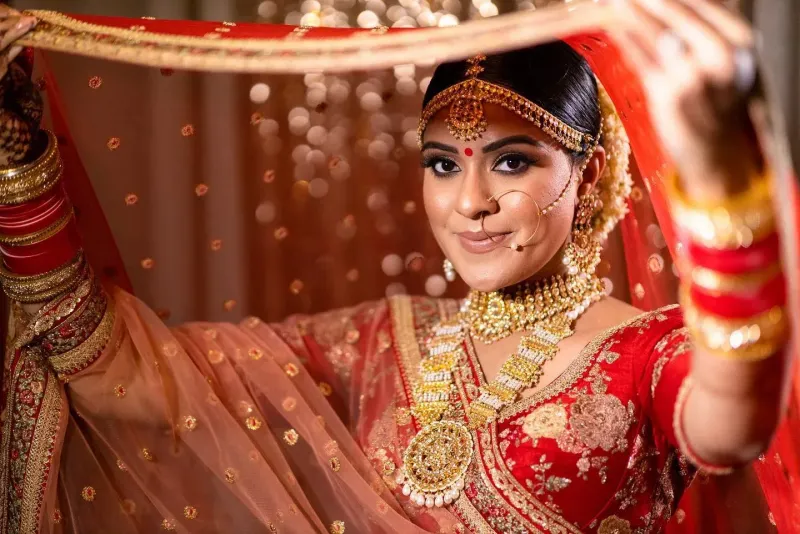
[689,275,786,318]
[685,232,781,274]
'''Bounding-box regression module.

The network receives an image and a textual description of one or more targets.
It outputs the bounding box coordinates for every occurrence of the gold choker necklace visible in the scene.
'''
[461,271,604,344]
[398,267,604,509]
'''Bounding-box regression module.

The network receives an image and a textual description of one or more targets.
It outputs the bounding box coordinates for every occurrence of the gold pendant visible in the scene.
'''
[397,420,473,508]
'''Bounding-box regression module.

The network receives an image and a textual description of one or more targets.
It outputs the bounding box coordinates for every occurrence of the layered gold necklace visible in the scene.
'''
[397,256,603,509]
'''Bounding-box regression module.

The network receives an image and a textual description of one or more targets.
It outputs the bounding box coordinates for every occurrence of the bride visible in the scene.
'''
[0,2,794,533]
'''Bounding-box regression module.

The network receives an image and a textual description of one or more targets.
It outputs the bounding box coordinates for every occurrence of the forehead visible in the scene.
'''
[421,103,555,147]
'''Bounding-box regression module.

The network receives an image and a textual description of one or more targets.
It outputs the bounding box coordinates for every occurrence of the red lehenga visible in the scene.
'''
[1,5,799,534]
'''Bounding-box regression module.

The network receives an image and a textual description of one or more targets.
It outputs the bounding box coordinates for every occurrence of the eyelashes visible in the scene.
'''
[420,152,537,177]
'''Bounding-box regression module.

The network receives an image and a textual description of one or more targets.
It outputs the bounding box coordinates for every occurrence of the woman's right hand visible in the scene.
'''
[0,5,35,80]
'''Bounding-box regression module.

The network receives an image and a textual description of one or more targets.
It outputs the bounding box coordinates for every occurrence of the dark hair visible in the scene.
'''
[423,41,600,158]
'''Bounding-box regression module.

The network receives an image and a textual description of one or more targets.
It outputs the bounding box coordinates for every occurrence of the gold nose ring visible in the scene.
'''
[482,189,541,251]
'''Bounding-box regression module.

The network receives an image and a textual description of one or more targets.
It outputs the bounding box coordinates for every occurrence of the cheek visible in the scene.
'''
[422,176,451,227]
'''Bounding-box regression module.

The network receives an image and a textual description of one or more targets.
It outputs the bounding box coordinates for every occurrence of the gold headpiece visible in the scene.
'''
[417,54,595,153]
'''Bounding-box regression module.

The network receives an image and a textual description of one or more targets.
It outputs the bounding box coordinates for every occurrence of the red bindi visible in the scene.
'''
[464,148,473,157]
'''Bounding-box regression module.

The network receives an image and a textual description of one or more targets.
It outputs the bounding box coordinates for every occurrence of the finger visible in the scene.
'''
[0,16,35,52]
[608,30,658,79]
[7,45,22,63]
[0,5,22,19]
[676,0,753,48]
[635,0,733,78]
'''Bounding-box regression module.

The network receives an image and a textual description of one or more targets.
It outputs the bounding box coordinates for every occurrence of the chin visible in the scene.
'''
[457,268,518,293]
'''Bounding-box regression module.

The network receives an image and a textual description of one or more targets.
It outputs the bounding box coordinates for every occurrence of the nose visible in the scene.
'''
[454,168,497,221]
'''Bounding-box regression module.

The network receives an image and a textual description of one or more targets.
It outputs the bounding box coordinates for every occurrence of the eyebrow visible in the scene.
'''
[482,135,544,153]
[420,141,458,154]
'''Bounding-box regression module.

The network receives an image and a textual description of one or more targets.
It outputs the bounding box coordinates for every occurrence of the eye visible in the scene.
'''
[493,154,533,174]
[422,156,461,177]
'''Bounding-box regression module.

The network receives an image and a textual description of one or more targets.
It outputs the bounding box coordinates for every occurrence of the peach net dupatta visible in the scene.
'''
[0,3,798,533]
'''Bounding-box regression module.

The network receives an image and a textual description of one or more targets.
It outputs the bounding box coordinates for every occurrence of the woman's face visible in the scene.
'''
[422,104,603,292]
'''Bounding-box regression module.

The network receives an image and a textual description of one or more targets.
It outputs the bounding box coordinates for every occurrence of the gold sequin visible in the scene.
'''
[117,459,127,471]
[107,137,121,151]
[268,523,278,533]
[263,169,276,183]
[124,193,138,205]
[330,520,346,534]
[382,459,396,476]
[161,519,176,531]
[282,397,297,412]
[283,429,299,446]
[274,226,289,240]
[250,112,264,125]
[183,415,198,431]
[289,280,304,294]
[114,384,127,398]
[81,486,96,501]
[598,515,632,534]
[245,416,262,431]
[195,184,209,196]
[210,239,222,251]
[142,448,154,461]
[224,467,238,483]
[88,76,102,89]
[184,505,198,519]
[140,258,154,269]
[318,382,333,396]
[249,348,264,360]
[329,457,341,472]
[224,299,237,311]
[181,124,195,137]
[284,363,299,377]
[207,350,224,364]
[52,509,62,523]
[345,329,360,343]
[122,499,136,515]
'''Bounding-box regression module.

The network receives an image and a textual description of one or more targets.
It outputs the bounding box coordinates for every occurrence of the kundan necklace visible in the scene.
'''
[397,263,604,509]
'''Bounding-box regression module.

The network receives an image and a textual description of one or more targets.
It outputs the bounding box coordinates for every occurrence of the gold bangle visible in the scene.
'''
[666,172,775,250]
[687,261,782,293]
[0,206,74,246]
[0,130,63,205]
[0,252,86,303]
[681,294,788,361]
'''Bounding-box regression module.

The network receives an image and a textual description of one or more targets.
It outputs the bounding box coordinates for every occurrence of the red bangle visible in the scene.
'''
[1,221,82,275]
[689,274,786,319]
[684,231,780,275]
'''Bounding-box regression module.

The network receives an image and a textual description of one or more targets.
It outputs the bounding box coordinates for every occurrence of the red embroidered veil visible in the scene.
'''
[3,3,799,532]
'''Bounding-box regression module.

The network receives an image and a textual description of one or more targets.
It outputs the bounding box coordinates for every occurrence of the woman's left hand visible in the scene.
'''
[611,0,759,198]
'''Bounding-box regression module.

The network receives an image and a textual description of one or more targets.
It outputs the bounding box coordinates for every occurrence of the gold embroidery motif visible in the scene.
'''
[224,468,238,483]
[330,520,346,534]
[183,505,198,519]
[283,429,299,446]
[522,403,568,442]
[597,515,632,534]
[569,394,632,452]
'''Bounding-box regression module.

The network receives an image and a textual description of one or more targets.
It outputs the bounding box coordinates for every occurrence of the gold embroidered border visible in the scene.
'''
[0,353,21,533]
[388,296,424,402]
[672,377,734,475]
[18,4,613,73]
[452,494,497,534]
[19,373,63,534]
[499,305,680,421]
[49,299,115,378]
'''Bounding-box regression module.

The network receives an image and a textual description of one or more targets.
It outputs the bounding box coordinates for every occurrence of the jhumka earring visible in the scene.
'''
[443,258,456,282]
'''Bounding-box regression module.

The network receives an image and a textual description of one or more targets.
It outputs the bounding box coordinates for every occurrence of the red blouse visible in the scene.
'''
[273,295,697,534]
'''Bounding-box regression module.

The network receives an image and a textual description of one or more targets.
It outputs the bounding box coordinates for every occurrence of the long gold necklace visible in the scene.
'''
[397,265,603,508]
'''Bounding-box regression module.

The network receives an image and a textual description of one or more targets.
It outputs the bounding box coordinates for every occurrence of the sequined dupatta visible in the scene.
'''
[0,3,797,533]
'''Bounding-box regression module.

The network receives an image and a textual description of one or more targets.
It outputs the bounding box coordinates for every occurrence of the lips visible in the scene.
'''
[456,230,511,254]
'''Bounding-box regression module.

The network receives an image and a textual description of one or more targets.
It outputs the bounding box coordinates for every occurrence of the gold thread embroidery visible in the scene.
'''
[49,300,116,377]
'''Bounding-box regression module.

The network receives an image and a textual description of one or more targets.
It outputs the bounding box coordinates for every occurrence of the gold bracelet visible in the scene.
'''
[687,261,782,293]
[0,130,63,205]
[0,252,86,303]
[0,205,74,246]
[682,294,788,361]
[666,172,775,250]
